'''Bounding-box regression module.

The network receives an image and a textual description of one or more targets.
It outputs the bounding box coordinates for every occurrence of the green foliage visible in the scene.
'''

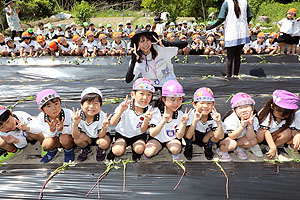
[16,0,55,21]
[72,0,95,26]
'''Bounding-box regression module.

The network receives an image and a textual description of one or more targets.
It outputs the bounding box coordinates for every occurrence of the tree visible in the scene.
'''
[72,0,95,25]
[248,0,265,21]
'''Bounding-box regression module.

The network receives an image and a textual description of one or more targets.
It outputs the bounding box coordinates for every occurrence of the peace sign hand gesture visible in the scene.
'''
[211,107,221,123]
[46,118,56,133]
[120,95,133,112]
[152,35,164,47]
[56,117,64,132]
[72,107,81,126]
[247,112,256,126]
[16,120,29,132]
[133,44,140,61]
[181,108,192,124]
[102,113,112,130]
[144,106,157,121]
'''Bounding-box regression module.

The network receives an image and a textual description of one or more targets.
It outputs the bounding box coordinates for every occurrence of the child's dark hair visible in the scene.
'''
[222,106,258,121]
[41,98,62,111]
[38,22,44,27]
[0,110,12,126]
[134,34,158,63]
[258,99,296,132]
[81,93,102,106]
[154,96,182,112]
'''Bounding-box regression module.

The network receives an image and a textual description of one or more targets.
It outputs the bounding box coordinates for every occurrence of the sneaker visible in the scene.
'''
[132,151,141,162]
[284,145,300,160]
[183,145,193,160]
[171,153,180,161]
[0,149,23,162]
[40,149,58,163]
[77,148,92,162]
[216,148,232,162]
[96,147,106,162]
[41,145,48,157]
[236,147,248,160]
[250,144,263,158]
[106,149,115,161]
[204,144,214,160]
[64,149,75,163]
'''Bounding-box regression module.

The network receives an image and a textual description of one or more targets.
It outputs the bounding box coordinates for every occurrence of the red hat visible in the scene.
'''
[287,8,296,14]
[73,34,81,43]
[36,35,45,42]
[57,37,65,44]
[49,41,58,51]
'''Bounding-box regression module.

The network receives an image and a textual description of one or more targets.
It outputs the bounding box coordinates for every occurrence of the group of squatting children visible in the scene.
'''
[1,79,300,163]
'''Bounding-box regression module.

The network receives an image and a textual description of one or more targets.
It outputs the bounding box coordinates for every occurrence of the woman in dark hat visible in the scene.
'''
[125,29,187,91]
[4,0,23,40]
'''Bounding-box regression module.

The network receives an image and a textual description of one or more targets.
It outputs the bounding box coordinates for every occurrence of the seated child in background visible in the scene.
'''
[20,32,36,57]
[71,22,80,36]
[84,31,98,57]
[0,33,8,57]
[217,93,263,162]
[216,36,225,55]
[95,24,106,38]
[37,22,47,36]
[48,40,59,56]
[98,34,111,56]
[55,24,65,38]
[252,32,266,54]
[167,32,176,43]
[64,25,73,39]
[265,32,279,55]
[106,24,114,38]
[177,35,190,55]
[184,87,224,160]
[72,87,111,162]
[127,32,135,56]
[57,37,74,56]
[145,23,152,31]
[27,28,36,40]
[190,34,204,55]
[72,35,87,56]
[144,80,189,160]
[81,22,90,38]
[0,106,45,162]
[6,38,19,57]
[204,32,216,55]
[36,89,75,163]
[111,32,126,56]
[89,22,97,35]
[257,90,299,160]
[117,22,126,37]
[35,35,50,57]
[243,32,254,55]
[109,78,156,161]
[252,23,261,36]
[46,25,56,40]
[167,22,176,33]
[124,20,133,37]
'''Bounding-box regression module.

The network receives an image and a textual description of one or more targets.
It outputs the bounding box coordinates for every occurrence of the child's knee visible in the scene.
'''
[133,144,145,155]
[112,145,125,156]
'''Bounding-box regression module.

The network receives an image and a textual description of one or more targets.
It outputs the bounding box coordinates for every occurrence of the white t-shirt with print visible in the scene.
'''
[59,42,73,52]
[278,18,294,34]
[7,44,20,53]
[133,44,177,87]
[20,40,36,52]
[78,110,107,138]
[37,108,73,138]
[224,111,259,139]
[98,41,111,50]
[265,39,278,48]
[111,40,126,50]
[114,102,151,138]
[150,109,184,143]
[86,40,98,52]
[252,40,266,50]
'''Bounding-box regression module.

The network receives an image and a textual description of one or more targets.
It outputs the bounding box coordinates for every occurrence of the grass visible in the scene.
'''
[94,9,142,18]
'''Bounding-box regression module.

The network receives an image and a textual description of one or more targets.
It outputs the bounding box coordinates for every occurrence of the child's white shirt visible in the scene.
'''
[111,40,126,50]
[98,41,111,50]
[0,111,43,148]
[252,40,266,50]
[265,39,278,48]
[259,113,286,134]
[20,40,36,52]
[78,110,107,138]
[278,18,294,34]
[224,111,259,139]
[114,102,151,138]
[7,44,20,53]
[187,109,219,133]
[37,108,73,138]
[86,40,98,52]
[150,109,184,143]
[59,42,73,52]
[37,28,47,36]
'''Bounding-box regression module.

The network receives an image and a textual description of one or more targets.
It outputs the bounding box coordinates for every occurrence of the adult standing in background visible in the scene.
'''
[207,0,252,78]
[4,0,23,40]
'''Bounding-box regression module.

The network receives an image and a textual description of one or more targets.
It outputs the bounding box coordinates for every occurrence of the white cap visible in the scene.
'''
[81,87,102,99]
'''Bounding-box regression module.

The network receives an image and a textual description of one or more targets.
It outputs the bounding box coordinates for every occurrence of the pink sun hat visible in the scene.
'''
[273,90,299,110]
[132,78,155,93]
[193,87,215,102]
[0,105,7,116]
[231,92,255,109]
[36,89,60,108]
[162,80,185,97]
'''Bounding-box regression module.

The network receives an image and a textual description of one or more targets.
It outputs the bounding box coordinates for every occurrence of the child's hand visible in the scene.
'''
[56,117,64,132]
[102,113,112,130]
[144,106,157,121]
[16,120,29,131]
[266,148,277,159]
[194,110,202,122]
[162,106,172,123]
[46,119,57,132]
[152,35,164,47]
[181,108,192,124]
[293,133,300,150]
[247,112,256,125]
[72,107,81,126]
[211,107,221,122]
[0,135,17,144]
[120,95,133,112]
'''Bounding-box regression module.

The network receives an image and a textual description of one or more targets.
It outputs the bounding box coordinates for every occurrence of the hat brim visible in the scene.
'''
[131,30,158,44]
[5,0,14,6]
